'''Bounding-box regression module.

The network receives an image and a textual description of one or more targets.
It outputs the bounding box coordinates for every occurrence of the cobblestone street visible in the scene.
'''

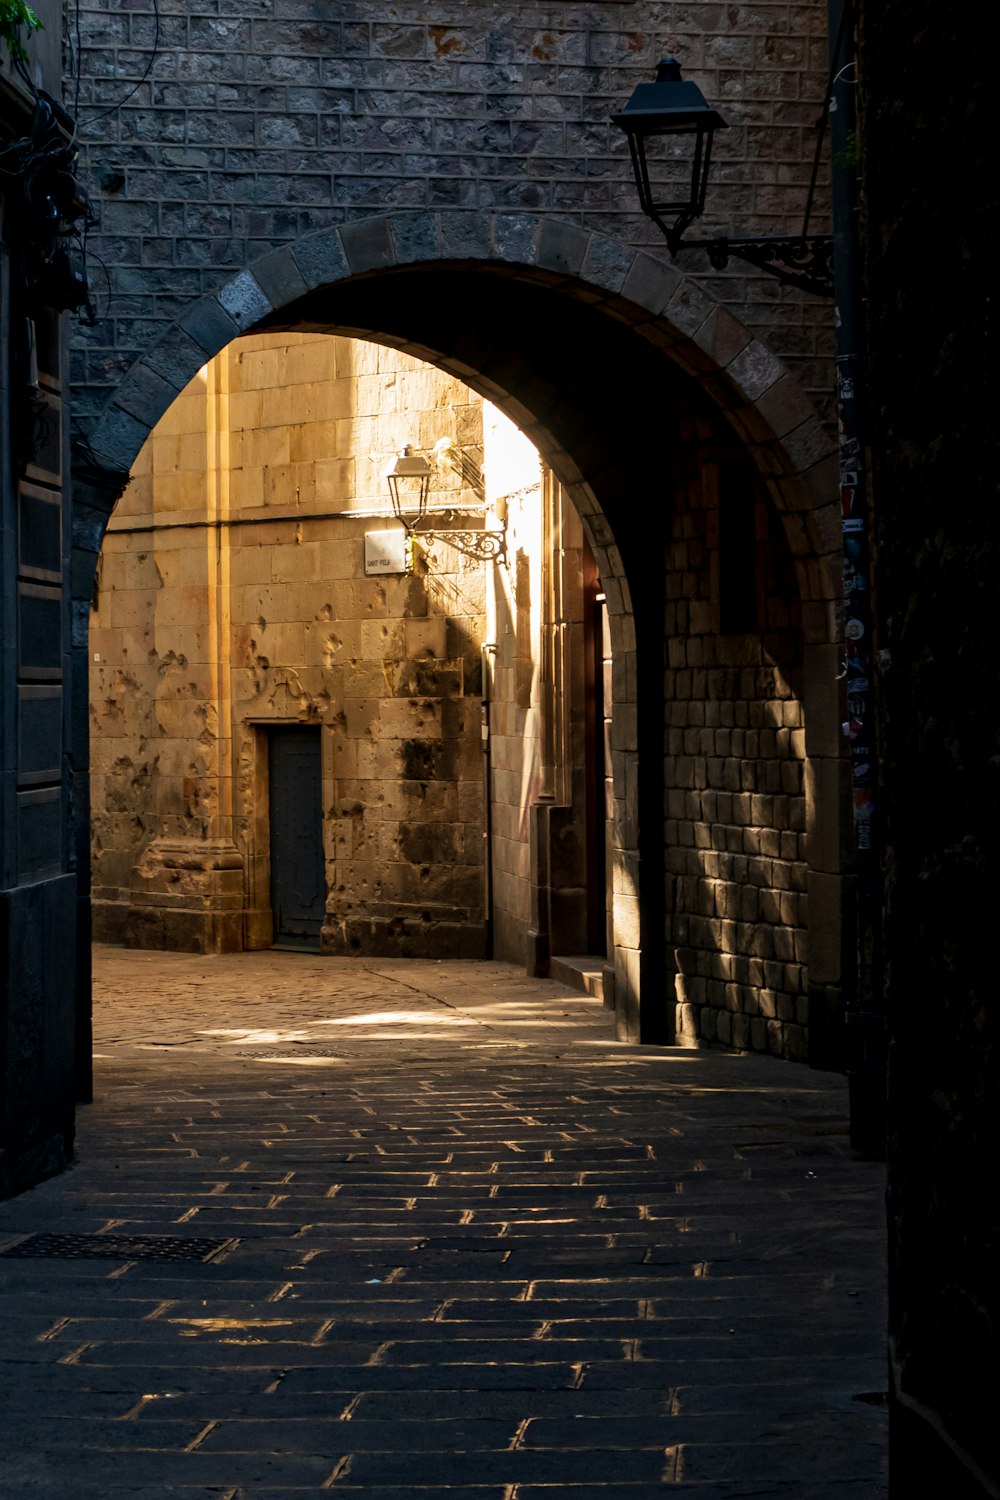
[0,948,887,1497]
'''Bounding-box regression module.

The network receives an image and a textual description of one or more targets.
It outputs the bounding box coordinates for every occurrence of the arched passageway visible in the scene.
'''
[73,215,844,1075]
[88,331,614,1007]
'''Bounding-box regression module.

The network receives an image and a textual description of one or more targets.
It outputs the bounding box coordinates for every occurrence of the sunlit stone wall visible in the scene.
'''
[90,333,490,955]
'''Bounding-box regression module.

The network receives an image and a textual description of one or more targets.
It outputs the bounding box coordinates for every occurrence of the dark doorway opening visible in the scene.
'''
[268,726,324,951]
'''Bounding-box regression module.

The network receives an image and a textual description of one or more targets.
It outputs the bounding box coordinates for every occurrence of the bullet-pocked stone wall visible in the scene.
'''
[71,0,835,428]
[90,332,492,956]
[666,412,808,1060]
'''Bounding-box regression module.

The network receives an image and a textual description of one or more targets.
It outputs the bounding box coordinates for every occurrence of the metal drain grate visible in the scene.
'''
[0,1233,233,1263]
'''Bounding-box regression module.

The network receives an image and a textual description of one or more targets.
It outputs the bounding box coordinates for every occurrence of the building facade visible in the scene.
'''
[0,1,91,1196]
[3,4,997,1497]
[3,0,850,1193]
[67,0,846,1063]
[90,330,621,972]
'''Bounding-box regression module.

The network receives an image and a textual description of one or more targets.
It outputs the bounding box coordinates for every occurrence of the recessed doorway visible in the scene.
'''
[268,725,324,951]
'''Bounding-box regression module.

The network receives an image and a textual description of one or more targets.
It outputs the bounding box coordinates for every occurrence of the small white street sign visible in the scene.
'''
[364,528,410,576]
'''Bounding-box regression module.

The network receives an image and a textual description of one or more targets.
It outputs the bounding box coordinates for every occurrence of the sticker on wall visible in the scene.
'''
[853,788,874,848]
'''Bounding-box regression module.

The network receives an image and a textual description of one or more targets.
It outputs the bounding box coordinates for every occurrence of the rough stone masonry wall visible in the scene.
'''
[90,332,489,956]
[69,0,835,426]
[666,409,808,1060]
[487,480,544,965]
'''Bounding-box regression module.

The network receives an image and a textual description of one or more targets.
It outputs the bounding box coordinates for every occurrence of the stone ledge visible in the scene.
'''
[548,954,616,1008]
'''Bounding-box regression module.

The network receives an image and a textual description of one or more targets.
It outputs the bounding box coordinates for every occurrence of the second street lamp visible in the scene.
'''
[385,444,507,565]
[610,57,727,253]
[385,445,433,528]
[612,58,835,297]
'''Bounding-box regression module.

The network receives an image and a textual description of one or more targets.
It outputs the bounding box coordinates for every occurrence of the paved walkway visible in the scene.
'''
[0,948,887,1497]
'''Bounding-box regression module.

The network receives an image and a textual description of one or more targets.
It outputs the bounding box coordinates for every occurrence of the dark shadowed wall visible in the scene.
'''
[860,4,998,1494]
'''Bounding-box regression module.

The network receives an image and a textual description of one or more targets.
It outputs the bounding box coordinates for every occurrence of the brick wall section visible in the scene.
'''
[70,0,835,426]
[665,412,808,1060]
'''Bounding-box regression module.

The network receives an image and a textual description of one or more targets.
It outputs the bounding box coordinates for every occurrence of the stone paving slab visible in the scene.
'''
[0,947,888,1495]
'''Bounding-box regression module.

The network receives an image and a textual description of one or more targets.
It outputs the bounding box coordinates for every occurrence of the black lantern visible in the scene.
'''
[384,443,507,564]
[612,58,835,297]
[611,58,727,253]
[385,445,432,527]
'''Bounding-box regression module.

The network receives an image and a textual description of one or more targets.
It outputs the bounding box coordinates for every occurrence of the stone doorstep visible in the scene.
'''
[548,955,615,1008]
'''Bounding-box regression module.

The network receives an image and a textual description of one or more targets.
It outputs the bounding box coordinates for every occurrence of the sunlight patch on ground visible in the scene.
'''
[247,1056,350,1066]
[317,1010,476,1027]
[169,1318,294,1332]
[198,1029,317,1043]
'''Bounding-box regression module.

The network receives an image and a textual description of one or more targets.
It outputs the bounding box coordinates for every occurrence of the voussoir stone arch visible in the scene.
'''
[77,206,846,1052]
[88,210,839,616]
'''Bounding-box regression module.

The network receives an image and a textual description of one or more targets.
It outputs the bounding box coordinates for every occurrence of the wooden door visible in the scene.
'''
[268,726,324,948]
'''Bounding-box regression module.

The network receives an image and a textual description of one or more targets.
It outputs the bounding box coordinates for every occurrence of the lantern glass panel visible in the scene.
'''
[386,447,432,524]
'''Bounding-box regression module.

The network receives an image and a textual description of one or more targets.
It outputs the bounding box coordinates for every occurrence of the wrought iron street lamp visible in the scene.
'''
[612,58,835,297]
[385,445,433,527]
[385,445,507,565]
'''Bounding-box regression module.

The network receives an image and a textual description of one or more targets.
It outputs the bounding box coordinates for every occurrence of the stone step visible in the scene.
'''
[548,955,615,1008]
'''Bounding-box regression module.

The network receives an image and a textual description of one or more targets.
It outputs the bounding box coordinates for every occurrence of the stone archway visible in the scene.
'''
[88,212,838,583]
[73,210,844,1060]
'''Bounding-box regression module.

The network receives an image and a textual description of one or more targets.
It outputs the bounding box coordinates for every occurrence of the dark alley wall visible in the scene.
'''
[860,5,998,1495]
[0,0,78,1196]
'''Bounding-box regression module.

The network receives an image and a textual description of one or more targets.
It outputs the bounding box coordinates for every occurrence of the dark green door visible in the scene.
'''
[268,726,324,949]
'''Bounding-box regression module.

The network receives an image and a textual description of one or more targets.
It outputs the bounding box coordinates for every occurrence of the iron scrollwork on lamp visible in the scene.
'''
[385,445,507,565]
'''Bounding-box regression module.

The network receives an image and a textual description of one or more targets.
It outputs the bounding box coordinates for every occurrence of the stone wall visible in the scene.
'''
[484,443,544,964]
[90,337,612,973]
[70,0,835,430]
[487,447,600,971]
[90,332,492,956]
[66,0,848,1056]
[67,0,849,1063]
[665,407,810,1060]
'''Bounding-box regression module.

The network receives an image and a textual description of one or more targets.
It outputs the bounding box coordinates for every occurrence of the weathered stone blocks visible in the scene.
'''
[91,332,499,959]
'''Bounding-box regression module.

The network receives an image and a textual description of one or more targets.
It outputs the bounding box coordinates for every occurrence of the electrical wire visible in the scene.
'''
[77,231,109,325]
[73,0,82,123]
[78,0,160,133]
[801,0,854,242]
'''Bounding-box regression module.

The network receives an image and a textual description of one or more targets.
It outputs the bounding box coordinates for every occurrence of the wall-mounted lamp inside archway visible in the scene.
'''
[612,58,835,297]
[385,445,433,526]
[385,445,507,565]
